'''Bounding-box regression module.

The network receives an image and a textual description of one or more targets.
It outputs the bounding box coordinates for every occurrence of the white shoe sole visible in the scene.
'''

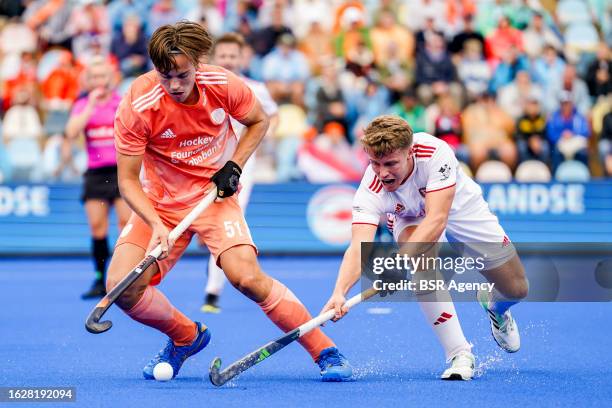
[440,369,474,381]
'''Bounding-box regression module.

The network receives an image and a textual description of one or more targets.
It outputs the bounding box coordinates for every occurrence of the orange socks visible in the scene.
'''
[125,280,331,359]
[258,279,334,361]
[125,286,200,346]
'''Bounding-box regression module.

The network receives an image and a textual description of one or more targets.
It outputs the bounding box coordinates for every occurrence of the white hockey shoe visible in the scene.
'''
[441,350,475,381]
[478,289,520,353]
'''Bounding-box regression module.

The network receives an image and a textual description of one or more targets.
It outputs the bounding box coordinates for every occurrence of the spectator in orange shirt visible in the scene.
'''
[485,16,523,64]
[298,21,334,76]
[462,91,517,170]
[370,8,415,67]
[332,1,367,34]
[2,52,37,112]
[40,51,80,136]
[40,51,80,111]
[333,6,371,61]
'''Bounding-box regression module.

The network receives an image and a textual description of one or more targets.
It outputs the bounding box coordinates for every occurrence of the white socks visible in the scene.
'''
[417,289,472,361]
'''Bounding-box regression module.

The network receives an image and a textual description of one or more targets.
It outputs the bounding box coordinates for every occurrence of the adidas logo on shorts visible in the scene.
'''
[160,128,176,139]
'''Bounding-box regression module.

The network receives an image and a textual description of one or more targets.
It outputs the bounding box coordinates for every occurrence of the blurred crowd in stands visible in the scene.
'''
[0,0,610,184]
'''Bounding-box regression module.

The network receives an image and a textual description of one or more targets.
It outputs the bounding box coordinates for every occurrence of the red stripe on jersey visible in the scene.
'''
[368,176,378,190]
[372,178,383,193]
[425,183,456,193]
[413,144,436,151]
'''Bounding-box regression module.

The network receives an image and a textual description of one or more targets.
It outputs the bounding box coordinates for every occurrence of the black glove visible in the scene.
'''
[211,160,242,198]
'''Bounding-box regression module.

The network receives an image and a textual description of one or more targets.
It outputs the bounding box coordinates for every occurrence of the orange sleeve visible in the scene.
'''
[224,70,256,121]
[114,96,150,156]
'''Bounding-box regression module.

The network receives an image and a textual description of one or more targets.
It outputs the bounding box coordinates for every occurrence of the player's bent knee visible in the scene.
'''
[497,277,529,300]
[116,282,148,310]
[512,278,529,300]
[233,273,261,294]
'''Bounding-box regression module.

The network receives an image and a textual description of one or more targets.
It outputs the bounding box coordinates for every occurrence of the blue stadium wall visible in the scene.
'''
[0,181,610,255]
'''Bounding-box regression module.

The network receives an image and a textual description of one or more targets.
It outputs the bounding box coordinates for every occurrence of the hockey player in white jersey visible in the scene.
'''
[199,33,279,313]
[321,115,529,380]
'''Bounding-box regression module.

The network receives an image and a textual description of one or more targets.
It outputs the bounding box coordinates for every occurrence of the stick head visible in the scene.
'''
[209,357,224,386]
[85,307,113,334]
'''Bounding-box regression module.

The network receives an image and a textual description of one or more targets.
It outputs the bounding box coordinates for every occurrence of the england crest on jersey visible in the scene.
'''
[439,164,451,181]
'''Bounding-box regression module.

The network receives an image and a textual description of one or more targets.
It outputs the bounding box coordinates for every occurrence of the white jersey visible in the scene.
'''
[229,76,278,192]
[352,132,484,227]
[230,76,278,140]
[353,133,516,269]
[352,132,516,269]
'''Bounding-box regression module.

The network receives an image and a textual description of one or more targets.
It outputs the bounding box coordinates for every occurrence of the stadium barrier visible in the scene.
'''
[0,181,610,256]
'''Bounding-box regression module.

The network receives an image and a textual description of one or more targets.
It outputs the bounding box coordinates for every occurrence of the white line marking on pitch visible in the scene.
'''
[366,307,392,315]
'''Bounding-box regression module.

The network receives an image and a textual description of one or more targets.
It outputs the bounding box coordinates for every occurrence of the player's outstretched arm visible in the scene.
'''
[116,152,173,259]
[322,223,378,321]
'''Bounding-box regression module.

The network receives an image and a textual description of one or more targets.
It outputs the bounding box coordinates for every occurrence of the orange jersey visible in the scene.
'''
[114,65,256,210]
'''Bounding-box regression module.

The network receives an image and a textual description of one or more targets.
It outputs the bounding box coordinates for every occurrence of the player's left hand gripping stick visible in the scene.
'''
[85,189,218,334]
[211,160,241,199]
[209,288,378,386]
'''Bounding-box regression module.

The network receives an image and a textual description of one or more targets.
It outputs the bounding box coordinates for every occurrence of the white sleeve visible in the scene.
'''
[425,142,458,192]
[253,83,278,116]
[257,86,278,116]
[352,175,384,226]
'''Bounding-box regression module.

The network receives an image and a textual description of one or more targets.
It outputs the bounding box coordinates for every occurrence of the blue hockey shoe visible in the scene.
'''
[317,347,352,382]
[143,322,211,380]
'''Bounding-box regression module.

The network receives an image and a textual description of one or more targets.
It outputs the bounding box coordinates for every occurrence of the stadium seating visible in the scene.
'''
[6,138,42,182]
[515,160,552,182]
[0,0,607,183]
[0,143,12,183]
[475,160,513,183]
[555,160,591,182]
[556,0,592,26]
[565,22,600,55]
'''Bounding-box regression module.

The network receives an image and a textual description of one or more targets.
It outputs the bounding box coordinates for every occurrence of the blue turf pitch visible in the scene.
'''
[1,257,611,407]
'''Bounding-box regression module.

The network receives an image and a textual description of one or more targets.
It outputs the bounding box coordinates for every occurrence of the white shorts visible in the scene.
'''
[392,197,516,270]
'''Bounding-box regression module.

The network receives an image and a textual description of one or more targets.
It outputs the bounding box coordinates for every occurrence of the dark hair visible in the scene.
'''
[148,21,213,73]
[212,32,246,54]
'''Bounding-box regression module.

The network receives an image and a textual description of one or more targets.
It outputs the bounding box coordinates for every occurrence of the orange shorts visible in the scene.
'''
[116,195,256,285]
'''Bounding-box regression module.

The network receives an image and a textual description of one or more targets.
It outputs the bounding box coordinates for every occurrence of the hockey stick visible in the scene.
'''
[85,189,218,334]
[209,287,378,386]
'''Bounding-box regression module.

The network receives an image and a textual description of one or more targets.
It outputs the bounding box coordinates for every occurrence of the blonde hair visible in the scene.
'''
[148,21,213,73]
[361,115,413,157]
